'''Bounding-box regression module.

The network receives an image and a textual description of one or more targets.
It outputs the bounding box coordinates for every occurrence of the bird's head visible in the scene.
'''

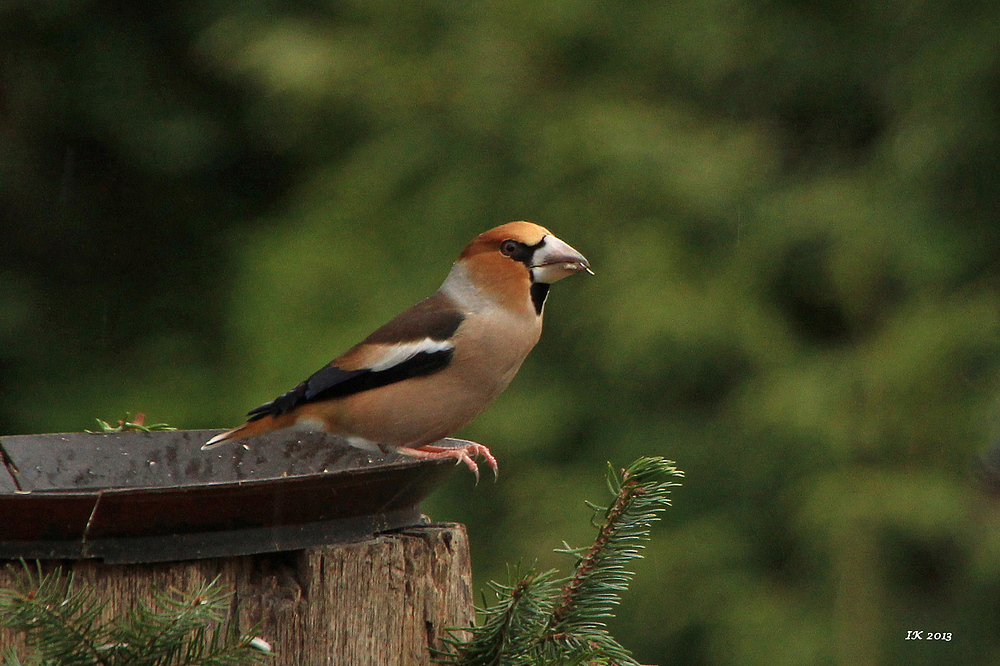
[456,221,591,313]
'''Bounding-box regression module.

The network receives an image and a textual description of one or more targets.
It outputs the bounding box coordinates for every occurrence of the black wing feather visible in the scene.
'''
[246,348,455,421]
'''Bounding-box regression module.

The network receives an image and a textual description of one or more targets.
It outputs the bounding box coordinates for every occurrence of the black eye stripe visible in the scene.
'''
[500,238,546,265]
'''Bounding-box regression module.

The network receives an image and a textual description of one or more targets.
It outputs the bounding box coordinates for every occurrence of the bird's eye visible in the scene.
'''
[500,240,520,257]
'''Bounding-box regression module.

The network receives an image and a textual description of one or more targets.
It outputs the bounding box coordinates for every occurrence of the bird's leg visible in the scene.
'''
[424,439,499,480]
[396,445,481,483]
[395,439,498,483]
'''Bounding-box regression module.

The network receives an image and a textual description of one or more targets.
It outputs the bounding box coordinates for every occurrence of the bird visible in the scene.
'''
[202,221,591,480]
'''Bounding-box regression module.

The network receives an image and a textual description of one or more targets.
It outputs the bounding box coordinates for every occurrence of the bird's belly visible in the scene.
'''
[334,372,500,446]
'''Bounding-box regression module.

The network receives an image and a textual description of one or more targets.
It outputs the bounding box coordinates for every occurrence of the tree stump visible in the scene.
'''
[0,523,474,665]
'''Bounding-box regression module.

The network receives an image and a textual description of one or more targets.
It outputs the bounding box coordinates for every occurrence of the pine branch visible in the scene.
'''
[441,456,683,666]
[1,645,34,666]
[109,577,258,666]
[440,567,563,666]
[0,564,271,666]
[0,562,109,666]
[541,457,683,665]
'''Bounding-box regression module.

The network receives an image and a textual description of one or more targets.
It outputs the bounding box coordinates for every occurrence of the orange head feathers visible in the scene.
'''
[457,221,591,314]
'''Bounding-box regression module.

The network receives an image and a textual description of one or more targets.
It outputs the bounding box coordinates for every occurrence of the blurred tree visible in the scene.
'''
[4,0,1000,664]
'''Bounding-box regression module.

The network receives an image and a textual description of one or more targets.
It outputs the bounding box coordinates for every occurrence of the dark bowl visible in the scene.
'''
[0,430,457,563]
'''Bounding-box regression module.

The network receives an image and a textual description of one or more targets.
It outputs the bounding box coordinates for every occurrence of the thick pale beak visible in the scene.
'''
[530,235,593,284]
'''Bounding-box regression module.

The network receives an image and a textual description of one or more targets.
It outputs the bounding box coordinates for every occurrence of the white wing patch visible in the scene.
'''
[366,338,454,372]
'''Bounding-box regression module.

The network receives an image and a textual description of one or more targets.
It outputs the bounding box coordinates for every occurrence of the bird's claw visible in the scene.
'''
[454,450,480,483]
[445,440,497,483]
[396,440,498,483]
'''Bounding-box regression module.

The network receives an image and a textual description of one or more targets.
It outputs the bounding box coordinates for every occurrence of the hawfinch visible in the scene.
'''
[203,221,591,479]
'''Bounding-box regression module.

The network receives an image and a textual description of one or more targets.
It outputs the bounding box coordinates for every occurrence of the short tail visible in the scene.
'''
[201,415,289,450]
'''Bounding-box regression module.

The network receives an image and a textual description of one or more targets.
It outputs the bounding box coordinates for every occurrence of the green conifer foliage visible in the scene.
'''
[0,564,270,666]
[442,457,683,666]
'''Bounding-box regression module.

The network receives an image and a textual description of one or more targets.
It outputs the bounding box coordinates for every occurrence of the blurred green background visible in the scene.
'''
[4,1,1000,663]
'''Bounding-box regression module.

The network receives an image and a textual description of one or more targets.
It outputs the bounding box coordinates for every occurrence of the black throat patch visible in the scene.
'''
[530,282,550,315]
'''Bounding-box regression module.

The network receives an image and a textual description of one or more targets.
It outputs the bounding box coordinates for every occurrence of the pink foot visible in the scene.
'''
[396,439,498,483]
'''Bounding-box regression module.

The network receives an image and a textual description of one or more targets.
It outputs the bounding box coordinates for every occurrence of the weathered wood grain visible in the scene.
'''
[0,524,473,665]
